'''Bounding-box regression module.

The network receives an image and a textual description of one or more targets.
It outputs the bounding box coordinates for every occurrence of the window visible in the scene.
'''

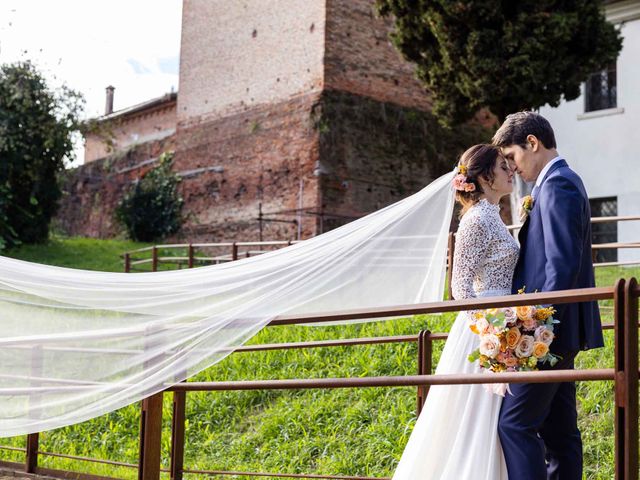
[590,197,617,263]
[584,64,617,112]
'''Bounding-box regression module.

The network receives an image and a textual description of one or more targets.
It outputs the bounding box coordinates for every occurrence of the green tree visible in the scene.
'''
[0,61,84,248]
[116,151,183,242]
[377,0,623,125]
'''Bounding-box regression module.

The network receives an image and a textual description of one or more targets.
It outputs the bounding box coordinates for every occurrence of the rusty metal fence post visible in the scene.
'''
[124,253,131,273]
[138,323,164,480]
[25,433,38,474]
[613,277,639,480]
[138,393,163,480]
[623,277,639,480]
[25,344,43,473]
[170,389,186,480]
[614,278,626,480]
[231,243,238,261]
[416,330,432,415]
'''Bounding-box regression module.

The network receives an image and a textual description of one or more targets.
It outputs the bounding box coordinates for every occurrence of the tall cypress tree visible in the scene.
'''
[377,0,623,125]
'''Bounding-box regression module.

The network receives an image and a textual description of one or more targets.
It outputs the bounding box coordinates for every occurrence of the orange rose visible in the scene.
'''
[532,342,549,359]
[505,327,521,349]
[516,305,536,322]
[500,336,508,352]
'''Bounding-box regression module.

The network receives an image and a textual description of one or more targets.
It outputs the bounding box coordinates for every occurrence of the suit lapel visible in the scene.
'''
[518,159,568,249]
[517,160,566,248]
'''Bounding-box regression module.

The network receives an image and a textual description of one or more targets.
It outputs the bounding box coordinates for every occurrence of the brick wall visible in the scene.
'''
[178,0,326,127]
[173,92,322,242]
[324,0,431,111]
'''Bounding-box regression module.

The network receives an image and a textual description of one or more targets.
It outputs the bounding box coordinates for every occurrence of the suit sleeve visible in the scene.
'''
[540,176,586,293]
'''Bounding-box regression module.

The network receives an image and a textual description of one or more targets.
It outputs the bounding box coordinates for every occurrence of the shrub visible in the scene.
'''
[115,151,183,242]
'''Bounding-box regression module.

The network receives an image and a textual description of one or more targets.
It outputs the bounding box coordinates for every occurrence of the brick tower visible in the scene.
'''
[173,0,451,241]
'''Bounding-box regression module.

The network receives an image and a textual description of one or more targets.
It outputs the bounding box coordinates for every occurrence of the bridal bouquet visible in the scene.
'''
[467,304,560,372]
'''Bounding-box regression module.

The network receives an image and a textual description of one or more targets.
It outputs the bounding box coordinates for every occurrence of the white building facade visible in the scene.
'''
[539,0,640,263]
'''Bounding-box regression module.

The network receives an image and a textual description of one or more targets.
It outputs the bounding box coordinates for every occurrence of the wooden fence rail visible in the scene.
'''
[121,215,640,273]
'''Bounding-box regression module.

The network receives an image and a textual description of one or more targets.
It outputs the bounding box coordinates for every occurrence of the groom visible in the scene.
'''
[492,112,602,480]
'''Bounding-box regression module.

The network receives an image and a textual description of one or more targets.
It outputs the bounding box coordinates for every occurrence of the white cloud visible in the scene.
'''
[0,0,182,165]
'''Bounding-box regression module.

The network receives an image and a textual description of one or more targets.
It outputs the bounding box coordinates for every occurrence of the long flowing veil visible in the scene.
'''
[0,171,455,437]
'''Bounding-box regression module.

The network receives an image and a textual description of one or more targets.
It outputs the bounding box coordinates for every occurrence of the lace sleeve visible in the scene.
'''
[451,214,490,299]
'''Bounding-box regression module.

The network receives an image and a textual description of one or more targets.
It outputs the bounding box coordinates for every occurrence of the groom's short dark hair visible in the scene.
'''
[492,111,557,149]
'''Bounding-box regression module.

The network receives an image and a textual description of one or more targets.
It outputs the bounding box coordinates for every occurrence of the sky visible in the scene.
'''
[0,0,183,165]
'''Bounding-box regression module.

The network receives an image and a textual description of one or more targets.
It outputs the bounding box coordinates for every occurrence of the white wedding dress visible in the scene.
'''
[392,199,519,480]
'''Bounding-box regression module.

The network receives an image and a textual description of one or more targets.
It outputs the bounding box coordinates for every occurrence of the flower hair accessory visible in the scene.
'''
[452,164,476,192]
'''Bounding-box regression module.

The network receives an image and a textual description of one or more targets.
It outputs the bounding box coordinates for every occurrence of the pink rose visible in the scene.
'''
[503,308,517,325]
[515,335,535,358]
[522,317,538,330]
[534,326,555,346]
[479,334,501,359]
[452,174,468,191]
[475,317,491,334]
[464,182,476,192]
[504,356,518,368]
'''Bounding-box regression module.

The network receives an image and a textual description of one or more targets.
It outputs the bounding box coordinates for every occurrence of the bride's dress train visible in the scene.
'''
[392,199,518,480]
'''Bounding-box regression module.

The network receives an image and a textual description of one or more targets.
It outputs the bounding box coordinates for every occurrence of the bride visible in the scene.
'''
[392,144,517,479]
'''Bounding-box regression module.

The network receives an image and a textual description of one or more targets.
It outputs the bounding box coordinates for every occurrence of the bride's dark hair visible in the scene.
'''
[455,144,501,216]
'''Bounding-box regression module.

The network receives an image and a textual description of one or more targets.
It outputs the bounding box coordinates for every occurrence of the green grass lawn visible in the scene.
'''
[1,237,638,479]
[3,236,151,272]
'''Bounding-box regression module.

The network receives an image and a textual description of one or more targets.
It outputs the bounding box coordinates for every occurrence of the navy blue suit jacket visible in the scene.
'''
[512,160,603,354]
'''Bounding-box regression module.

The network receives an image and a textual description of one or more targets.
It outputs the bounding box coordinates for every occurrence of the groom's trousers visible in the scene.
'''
[498,354,582,480]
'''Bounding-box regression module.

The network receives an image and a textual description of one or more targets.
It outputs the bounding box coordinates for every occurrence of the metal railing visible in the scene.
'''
[1,280,638,480]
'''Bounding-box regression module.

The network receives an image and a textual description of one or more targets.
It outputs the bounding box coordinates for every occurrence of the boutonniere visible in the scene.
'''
[519,195,534,222]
